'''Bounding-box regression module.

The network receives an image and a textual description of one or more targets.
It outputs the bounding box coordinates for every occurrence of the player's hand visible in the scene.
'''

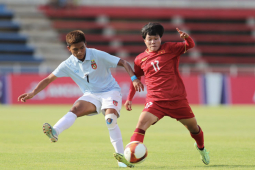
[176,28,189,39]
[124,100,132,111]
[133,79,144,92]
[18,92,35,102]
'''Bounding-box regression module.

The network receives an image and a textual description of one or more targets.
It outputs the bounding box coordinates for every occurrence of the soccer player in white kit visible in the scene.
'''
[18,30,143,168]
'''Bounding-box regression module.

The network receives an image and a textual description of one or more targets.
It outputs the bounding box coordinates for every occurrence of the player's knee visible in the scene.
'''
[188,124,199,133]
[105,113,117,130]
[70,106,77,113]
[70,106,80,116]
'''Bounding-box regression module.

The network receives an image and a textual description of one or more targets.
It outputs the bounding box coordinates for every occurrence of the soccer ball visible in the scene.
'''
[124,141,148,164]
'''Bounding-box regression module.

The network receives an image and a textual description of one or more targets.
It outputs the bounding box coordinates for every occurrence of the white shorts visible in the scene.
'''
[75,91,122,116]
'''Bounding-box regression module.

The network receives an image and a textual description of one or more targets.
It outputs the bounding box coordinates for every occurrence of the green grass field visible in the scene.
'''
[0,105,255,170]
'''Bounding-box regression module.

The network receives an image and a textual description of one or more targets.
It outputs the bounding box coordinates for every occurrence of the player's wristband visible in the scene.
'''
[131,75,137,81]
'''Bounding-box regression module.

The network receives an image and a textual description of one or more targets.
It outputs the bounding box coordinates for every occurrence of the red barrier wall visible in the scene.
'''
[229,76,255,104]
[9,74,202,105]
[182,75,203,104]
[10,74,83,104]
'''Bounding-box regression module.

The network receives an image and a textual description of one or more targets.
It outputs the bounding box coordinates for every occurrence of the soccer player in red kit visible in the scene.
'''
[114,23,210,166]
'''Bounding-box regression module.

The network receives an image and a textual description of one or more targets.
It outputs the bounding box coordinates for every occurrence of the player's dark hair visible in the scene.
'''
[141,23,164,39]
[66,30,86,47]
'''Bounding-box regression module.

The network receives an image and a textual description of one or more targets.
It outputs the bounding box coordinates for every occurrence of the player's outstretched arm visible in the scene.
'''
[18,73,57,102]
[176,27,195,52]
[117,59,144,92]
[124,100,132,111]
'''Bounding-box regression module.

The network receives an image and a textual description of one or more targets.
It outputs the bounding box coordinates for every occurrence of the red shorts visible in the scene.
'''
[142,99,195,121]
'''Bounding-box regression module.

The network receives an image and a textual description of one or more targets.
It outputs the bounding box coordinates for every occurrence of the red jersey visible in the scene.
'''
[127,37,195,102]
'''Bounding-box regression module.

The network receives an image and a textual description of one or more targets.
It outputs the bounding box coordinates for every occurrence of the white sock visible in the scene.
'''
[53,112,77,136]
[108,124,124,154]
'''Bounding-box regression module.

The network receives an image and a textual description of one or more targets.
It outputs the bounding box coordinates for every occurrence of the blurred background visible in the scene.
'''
[0,0,255,105]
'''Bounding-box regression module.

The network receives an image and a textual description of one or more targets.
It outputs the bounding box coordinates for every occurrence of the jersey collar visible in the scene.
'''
[145,45,162,54]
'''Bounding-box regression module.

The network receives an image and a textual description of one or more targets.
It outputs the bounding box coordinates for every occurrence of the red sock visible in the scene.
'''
[190,126,204,149]
[130,128,145,143]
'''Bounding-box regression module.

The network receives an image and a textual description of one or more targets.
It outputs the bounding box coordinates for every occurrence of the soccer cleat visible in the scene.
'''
[113,153,134,168]
[42,123,58,143]
[194,142,210,165]
[118,161,128,168]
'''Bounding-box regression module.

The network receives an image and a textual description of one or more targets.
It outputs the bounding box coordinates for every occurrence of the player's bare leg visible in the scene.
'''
[179,117,210,165]
[179,117,199,133]
[43,100,96,142]
[130,111,158,142]
[136,111,158,130]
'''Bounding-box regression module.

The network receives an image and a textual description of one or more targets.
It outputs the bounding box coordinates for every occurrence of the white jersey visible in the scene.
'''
[52,48,121,94]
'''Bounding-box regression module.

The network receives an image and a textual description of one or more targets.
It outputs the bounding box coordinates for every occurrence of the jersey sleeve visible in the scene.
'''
[95,50,120,68]
[127,81,136,101]
[134,57,144,77]
[184,36,195,52]
[166,36,195,56]
[52,62,69,77]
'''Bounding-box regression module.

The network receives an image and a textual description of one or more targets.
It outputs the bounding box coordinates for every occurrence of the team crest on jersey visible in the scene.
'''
[141,57,147,62]
[91,59,97,69]
[158,50,165,54]
[113,100,118,106]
